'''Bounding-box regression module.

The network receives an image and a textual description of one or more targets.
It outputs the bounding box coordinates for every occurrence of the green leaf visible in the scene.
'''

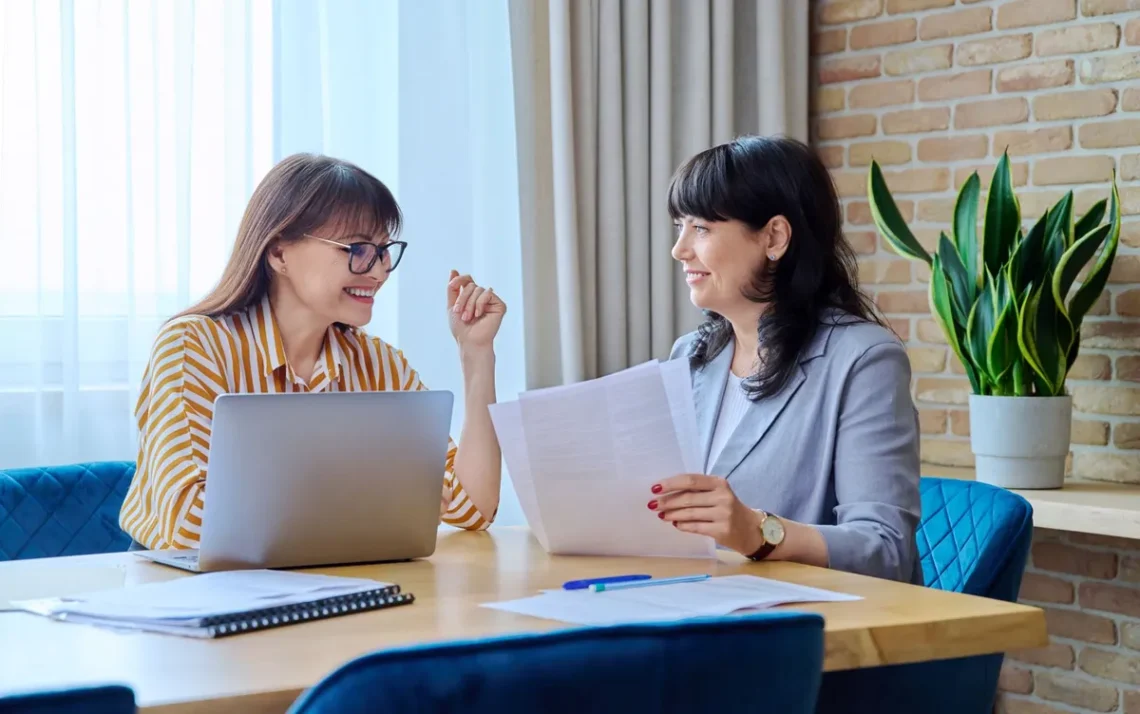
[1017,283,1054,396]
[967,272,997,390]
[988,270,1017,386]
[1010,211,1049,294]
[1037,283,1074,395]
[938,232,972,328]
[1043,191,1074,272]
[868,162,932,264]
[1053,223,1112,311]
[952,172,980,286]
[1074,198,1107,247]
[931,254,981,394]
[1069,178,1122,336]
[982,152,1020,276]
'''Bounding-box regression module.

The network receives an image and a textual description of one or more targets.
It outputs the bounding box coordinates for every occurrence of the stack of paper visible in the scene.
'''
[489,360,715,559]
[481,575,861,626]
[11,570,391,637]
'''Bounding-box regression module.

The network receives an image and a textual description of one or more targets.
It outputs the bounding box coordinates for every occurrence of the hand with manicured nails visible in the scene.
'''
[447,269,506,350]
[649,474,765,555]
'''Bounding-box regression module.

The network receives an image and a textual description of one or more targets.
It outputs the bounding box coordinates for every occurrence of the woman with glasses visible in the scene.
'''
[120,153,505,550]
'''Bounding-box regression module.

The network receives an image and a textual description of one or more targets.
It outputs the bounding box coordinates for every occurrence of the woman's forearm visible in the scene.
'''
[769,518,830,568]
[453,347,502,520]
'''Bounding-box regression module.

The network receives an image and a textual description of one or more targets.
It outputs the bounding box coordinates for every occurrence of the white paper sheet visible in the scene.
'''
[12,570,388,625]
[482,574,860,626]
[493,360,715,559]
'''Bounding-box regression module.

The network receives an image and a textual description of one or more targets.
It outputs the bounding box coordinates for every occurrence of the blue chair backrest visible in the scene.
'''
[0,461,135,560]
[917,476,1034,599]
[815,476,1034,714]
[289,611,825,714]
[0,684,136,713]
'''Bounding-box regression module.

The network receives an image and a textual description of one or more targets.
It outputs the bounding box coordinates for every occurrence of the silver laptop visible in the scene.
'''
[135,390,453,572]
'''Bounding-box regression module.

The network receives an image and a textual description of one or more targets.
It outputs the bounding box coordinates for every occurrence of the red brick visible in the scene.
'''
[1034,155,1116,186]
[1115,424,1140,449]
[1034,670,1118,712]
[820,56,882,84]
[1129,18,1140,45]
[813,29,847,56]
[998,699,1078,714]
[955,97,1029,129]
[1009,642,1075,669]
[1070,533,1140,549]
[817,115,877,140]
[1079,119,1140,149]
[1118,356,1140,381]
[919,7,992,40]
[820,0,884,24]
[1082,0,1140,15]
[1126,88,1140,111]
[1033,542,1118,578]
[884,45,953,76]
[887,317,910,341]
[882,107,950,134]
[813,87,846,115]
[958,34,1032,66]
[1037,22,1121,56]
[1019,573,1075,604]
[1035,88,1118,120]
[917,135,988,162]
[950,409,969,436]
[1082,53,1140,84]
[1043,606,1117,643]
[917,69,992,101]
[1000,0,1076,28]
[850,18,916,49]
[849,79,915,109]
[1081,581,1140,618]
[818,145,844,169]
[997,60,1074,92]
[849,140,912,167]
[847,199,914,225]
[886,0,953,11]
[876,290,929,314]
[998,664,1033,694]
[918,408,948,434]
[846,231,876,254]
[1079,646,1140,685]
[993,127,1073,156]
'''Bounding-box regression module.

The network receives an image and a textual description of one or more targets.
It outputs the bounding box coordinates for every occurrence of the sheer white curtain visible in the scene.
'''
[0,0,526,525]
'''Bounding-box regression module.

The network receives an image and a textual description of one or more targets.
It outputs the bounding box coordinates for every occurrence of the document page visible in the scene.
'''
[494,360,714,559]
[482,575,861,626]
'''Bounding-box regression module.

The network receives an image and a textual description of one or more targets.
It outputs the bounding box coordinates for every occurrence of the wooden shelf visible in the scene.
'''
[923,463,1140,542]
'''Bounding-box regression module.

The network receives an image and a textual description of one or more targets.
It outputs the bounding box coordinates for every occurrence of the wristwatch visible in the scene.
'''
[747,510,786,561]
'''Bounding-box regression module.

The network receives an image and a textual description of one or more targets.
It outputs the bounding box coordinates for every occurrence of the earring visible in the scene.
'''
[768,254,777,260]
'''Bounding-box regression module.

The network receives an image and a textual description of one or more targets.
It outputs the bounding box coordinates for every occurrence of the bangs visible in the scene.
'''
[291,162,402,241]
[666,144,735,223]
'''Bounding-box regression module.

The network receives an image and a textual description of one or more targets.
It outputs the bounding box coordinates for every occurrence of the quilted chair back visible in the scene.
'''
[0,461,135,560]
[288,611,826,714]
[0,684,136,714]
[815,476,1033,714]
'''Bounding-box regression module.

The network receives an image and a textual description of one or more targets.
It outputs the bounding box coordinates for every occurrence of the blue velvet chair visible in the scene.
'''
[0,684,136,713]
[288,611,826,714]
[815,476,1034,714]
[0,461,135,560]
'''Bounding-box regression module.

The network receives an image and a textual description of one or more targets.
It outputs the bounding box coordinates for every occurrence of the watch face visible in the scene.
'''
[762,516,785,545]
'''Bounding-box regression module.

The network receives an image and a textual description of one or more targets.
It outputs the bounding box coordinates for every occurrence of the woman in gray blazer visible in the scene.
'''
[649,135,923,585]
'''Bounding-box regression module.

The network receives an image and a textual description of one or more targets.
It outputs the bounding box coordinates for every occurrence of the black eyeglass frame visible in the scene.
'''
[304,234,408,275]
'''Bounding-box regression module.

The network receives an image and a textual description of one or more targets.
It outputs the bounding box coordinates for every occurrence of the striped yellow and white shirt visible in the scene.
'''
[120,294,490,549]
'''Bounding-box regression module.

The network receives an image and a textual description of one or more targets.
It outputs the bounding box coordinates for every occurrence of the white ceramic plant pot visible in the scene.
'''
[968,394,1072,490]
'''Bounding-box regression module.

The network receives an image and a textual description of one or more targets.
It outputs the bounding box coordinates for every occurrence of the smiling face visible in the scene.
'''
[268,213,399,329]
[671,216,772,318]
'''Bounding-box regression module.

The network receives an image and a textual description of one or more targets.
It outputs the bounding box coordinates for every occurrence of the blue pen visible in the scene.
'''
[589,574,711,592]
[562,574,653,591]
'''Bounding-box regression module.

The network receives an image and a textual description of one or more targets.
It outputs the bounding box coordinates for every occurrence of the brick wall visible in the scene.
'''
[811,1,1140,712]
[811,0,1140,481]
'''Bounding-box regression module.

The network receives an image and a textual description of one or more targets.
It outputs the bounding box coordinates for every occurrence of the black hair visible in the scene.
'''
[667,134,885,401]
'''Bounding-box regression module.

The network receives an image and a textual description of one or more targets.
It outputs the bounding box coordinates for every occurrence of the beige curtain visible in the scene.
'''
[509,0,809,388]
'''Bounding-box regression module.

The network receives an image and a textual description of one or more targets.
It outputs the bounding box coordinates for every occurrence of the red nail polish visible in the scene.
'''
[647,500,658,510]
[651,484,662,494]
[672,521,678,527]
[658,512,666,519]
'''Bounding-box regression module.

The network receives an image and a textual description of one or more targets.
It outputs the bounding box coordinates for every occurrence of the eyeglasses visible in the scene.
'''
[304,234,407,274]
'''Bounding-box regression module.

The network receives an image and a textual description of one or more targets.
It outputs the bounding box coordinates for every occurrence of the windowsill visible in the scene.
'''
[922,463,1140,542]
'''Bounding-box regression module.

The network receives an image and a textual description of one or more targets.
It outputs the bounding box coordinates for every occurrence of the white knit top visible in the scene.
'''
[705,371,752,473]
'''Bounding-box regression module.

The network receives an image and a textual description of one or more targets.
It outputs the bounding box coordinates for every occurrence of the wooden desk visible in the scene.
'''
[0,527,1045,714]
[922,463,1140,540]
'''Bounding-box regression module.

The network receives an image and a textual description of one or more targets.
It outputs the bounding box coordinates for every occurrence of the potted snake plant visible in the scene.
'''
[866,152,1121,489]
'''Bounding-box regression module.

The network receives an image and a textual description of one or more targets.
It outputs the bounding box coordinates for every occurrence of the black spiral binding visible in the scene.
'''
[198,586,415,638]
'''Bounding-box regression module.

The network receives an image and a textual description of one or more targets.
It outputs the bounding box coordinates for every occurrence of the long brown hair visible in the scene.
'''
[174,153,402,321]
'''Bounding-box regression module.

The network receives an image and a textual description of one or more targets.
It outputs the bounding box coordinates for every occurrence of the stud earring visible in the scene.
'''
[768,254,777,260]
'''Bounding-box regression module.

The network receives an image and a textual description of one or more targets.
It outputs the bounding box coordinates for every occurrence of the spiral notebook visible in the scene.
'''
[11,570,414,639]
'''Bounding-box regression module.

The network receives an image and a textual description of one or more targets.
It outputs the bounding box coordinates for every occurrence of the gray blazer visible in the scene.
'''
[670,313,923,585]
